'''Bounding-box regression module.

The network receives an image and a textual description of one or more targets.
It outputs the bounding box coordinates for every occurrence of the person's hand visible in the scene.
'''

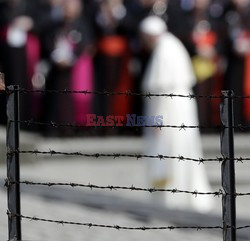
[197,45,216,59]
[234,37,250,56]
[56,60,73,69]
[0,76,5,91]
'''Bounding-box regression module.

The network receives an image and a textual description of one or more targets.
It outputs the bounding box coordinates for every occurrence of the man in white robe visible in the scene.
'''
[140,16,213,212]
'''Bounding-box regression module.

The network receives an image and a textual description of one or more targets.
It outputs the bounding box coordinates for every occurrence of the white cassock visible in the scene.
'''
[142,32,213,212]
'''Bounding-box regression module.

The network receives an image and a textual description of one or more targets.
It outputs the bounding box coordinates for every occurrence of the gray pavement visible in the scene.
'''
[1,130,250,240]
[0,190,223,241]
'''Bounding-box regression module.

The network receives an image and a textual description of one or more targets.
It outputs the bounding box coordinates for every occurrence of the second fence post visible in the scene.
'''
[6,85,22,240]
[220,90,236,241]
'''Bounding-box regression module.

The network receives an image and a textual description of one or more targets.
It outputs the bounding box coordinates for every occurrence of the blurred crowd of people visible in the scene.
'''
[0,0,250,135]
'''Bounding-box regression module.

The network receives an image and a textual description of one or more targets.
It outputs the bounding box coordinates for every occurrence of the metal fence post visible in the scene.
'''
[6,85,22,240]
[220,90,236,241]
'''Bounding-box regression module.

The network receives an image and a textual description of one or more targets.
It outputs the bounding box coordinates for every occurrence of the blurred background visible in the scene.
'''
[1,0,250,240]
[0,0,250,135]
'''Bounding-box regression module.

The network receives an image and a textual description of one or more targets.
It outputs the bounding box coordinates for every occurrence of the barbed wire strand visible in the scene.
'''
[8,149,225,163]
[5,88,250,99]
[8,180,250,196]
[8,149,250,164]
[10,120,222,130]
[5,88,223,98]
[6,180,224,196]
[237,225,250,230]
[10,120,250,131]
[7,212,223,231]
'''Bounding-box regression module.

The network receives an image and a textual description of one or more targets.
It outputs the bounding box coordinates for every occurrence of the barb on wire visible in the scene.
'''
[8,149,226,164]
[9,120,222,130]
[10,180,224,196]
[7,212,223,231]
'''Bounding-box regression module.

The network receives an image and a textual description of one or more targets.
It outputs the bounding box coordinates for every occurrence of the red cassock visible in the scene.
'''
[98,35,133,118]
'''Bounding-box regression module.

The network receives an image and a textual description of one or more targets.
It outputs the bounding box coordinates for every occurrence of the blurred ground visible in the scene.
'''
[1,128,250,240]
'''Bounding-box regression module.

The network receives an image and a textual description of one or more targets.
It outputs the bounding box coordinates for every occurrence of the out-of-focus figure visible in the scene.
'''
[0,0,41,128]
[93,0,133,133]
[140,16,213,212]
[41,0,94,135]
[174,0,227,128]
[0,1,9,125]
[137,0,168,19]
[224,0,250,125]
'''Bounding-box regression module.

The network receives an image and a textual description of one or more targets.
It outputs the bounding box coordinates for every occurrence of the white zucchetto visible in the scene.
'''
[140,16,167,36]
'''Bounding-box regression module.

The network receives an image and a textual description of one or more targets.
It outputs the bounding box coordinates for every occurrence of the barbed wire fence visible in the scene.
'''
[2,81,250,241]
